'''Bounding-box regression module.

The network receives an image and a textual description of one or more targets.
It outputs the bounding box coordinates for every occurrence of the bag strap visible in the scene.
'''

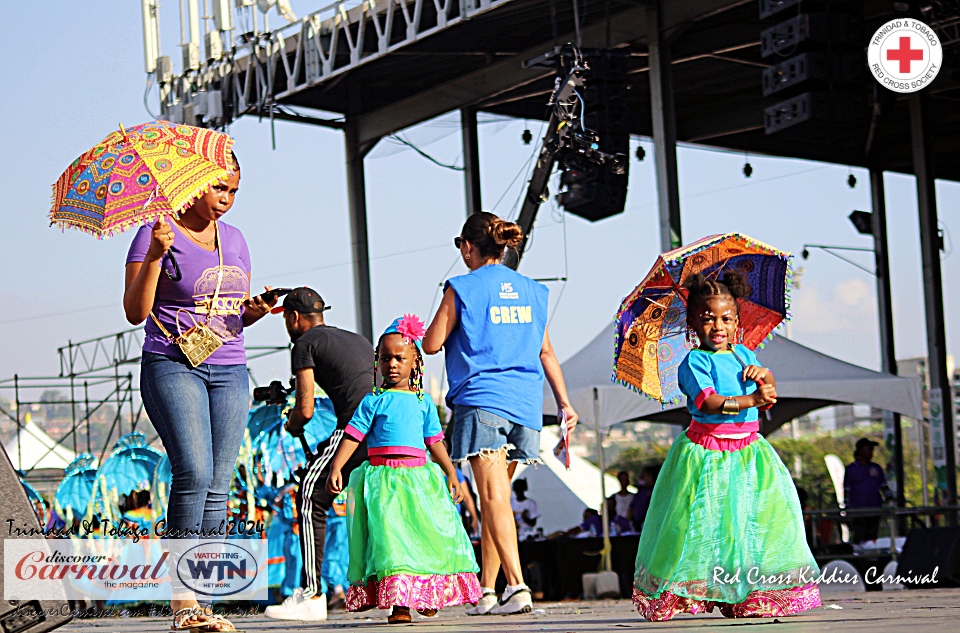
[149,221,223,341]
[209,222,224,311]
[149,311,175,341]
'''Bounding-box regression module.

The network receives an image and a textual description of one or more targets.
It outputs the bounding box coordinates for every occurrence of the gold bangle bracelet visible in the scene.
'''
[721,396,740,415]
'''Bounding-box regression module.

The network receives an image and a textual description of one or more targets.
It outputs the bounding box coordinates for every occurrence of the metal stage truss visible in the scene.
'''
[1,327,289,483]
[143,0,960,516]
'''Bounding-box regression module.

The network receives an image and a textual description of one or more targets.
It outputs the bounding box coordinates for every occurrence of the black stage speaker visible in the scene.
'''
[0,445,72,633]
[898,527,960,588]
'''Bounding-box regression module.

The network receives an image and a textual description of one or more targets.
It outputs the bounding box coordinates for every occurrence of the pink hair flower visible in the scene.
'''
[397,314,426,343]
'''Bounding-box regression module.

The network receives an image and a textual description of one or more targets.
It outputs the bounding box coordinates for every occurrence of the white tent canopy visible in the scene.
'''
[544,327,925,432]
[514,427,622,535]
[3,415,77,471]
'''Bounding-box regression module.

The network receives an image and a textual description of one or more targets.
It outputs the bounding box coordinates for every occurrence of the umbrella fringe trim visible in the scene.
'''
[48,165,231,239]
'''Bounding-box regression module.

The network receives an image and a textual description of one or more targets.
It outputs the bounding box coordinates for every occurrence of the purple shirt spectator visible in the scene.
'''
[579,513,603,537]
[843,460,888,508]
[127,220,251,365]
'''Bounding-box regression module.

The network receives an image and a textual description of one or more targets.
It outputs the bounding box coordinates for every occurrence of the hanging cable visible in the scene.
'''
[550,0,559,49]
[143,77,159,119]
[388,134,463,171]
[492,120,546,215]
[572,0,582,46]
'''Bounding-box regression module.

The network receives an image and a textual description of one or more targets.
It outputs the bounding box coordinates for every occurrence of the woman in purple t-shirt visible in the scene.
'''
[123,156,275,630]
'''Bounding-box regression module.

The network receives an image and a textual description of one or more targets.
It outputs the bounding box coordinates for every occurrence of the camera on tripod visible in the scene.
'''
[252,380,292,405]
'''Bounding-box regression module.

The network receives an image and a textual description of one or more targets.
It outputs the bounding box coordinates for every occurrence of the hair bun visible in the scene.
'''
[682,273,709,293]
[490,218,523,249]
[722,271,753,299]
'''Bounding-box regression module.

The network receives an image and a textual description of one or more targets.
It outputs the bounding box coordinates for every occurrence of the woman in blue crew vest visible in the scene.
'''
[424,211,579,615]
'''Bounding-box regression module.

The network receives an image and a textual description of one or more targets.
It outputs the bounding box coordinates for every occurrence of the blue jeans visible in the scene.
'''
[140,352,248,536]
[450,406,541,463]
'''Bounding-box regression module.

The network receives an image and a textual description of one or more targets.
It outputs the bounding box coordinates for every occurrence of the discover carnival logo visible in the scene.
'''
[868,18,942,93]
[5,538,267,601]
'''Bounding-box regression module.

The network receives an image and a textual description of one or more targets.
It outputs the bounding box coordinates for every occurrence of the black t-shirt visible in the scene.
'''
[291,325,374,428]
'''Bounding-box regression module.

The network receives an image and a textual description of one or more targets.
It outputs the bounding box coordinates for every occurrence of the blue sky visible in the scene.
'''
[1,2,957,411]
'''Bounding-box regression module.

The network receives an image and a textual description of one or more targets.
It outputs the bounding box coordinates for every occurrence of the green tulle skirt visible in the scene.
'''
[345,461,481,611]
[634,432,819,605]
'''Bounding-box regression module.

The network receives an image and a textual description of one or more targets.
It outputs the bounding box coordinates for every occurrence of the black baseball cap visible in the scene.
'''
[271,287,331,314]
[855,438,880,451]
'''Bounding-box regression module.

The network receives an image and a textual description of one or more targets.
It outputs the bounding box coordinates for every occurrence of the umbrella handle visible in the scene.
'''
[296,433,315,460]
[729,347,773,411]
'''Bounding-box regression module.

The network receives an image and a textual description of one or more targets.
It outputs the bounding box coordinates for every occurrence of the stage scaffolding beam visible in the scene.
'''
[345,120,379,343]
[870,169,905,511]
[462,107,482,216]
[648,0,682,252]
[910,91,958,522]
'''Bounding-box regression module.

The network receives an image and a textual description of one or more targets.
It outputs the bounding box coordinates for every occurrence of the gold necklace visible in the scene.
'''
[177,219,216,246]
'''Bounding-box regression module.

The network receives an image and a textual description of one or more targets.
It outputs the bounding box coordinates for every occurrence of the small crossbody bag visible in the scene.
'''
[149,222,224,368]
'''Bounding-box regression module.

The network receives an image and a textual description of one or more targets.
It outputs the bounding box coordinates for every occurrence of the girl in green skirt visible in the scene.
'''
[326,315,481,624]
[633,273,821,620]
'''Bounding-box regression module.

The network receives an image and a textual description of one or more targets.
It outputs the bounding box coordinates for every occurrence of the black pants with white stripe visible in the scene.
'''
[296,428,368,598]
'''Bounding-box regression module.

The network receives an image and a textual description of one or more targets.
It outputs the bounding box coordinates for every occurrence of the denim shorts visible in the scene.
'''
[450,406,541,464]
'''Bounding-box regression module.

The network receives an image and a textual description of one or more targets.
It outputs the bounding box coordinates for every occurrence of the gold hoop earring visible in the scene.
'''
[465,253,471,260]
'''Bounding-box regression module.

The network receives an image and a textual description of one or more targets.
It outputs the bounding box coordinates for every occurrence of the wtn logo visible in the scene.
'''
[185,559,248,580]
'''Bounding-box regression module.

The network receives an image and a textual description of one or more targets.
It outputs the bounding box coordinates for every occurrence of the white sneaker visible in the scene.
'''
[465,590,498,616]
[489,585,533,615]
[264,589,328,621]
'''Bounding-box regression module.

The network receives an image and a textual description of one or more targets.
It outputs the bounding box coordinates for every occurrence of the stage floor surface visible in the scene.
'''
[61,587,959,632]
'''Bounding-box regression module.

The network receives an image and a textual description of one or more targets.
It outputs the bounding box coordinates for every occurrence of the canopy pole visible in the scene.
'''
[595,387,612,572]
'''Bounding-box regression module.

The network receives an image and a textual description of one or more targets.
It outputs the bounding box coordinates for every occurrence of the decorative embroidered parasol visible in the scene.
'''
[613,233,792,405]
[50,120,234,238]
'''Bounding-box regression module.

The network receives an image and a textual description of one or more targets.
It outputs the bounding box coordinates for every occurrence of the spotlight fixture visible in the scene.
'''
[521,128,533,145]
[801,248,810,260]
[848,173,857,188]
[635,145,646,161]
[743,161,753,178]
[849,210,873,235]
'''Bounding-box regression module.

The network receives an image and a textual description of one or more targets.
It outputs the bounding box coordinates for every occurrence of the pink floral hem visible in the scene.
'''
[632,583,821,621]
[346,572,482,612]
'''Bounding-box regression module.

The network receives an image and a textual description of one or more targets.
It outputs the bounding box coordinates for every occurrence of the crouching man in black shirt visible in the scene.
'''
[263,287,373,621]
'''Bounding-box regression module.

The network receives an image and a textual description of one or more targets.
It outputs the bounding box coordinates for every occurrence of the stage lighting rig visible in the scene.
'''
[505,44,628,268]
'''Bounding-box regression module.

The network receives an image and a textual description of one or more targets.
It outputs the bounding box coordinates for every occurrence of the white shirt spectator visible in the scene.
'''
[613,491,635,520]
[511,494,540,540]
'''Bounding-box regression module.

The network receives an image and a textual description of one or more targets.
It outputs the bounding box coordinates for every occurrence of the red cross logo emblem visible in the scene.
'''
[869,19,942,93]
[886,36,924,73]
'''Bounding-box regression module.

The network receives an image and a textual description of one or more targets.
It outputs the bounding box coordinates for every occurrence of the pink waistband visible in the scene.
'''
[689,419,760,434]
[686,428,758,452]
[369,456,427,468]
[368,446,426,458]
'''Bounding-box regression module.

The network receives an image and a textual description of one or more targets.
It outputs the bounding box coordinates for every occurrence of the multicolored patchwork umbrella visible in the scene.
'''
[613,233,792,405]
[50,120,234,237]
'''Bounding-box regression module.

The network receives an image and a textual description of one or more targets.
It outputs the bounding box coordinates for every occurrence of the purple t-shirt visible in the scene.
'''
[126,220,251,365]
[843,460,887,508]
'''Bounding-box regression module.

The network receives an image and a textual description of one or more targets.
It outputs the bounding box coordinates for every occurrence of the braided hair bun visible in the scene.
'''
[683,270,752,314]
